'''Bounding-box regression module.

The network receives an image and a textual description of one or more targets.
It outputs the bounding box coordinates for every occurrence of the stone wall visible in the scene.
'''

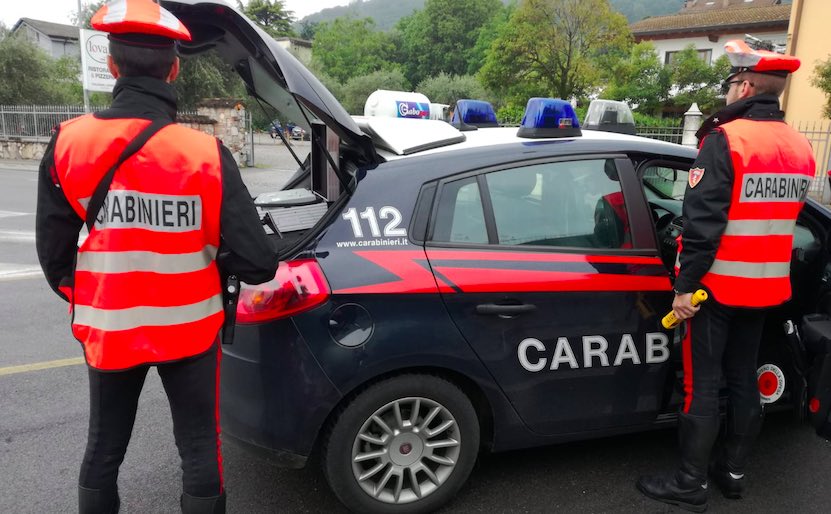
[0,99,249,166]
[187,98,249,167]
[0,140,47,160]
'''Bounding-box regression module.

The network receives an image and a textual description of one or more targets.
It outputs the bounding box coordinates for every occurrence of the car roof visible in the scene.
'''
[356,126,698,187]
[354,118,697,163]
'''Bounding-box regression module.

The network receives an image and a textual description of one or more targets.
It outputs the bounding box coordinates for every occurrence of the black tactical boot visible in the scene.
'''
[78,485,120,514]
[181,492,226,514]
[637,469,709,513]
[710,406,763,499]
[636,413,720,513]
[709,462,744,499]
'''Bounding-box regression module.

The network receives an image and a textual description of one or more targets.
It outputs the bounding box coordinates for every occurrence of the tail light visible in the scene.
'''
[236,259,330,324]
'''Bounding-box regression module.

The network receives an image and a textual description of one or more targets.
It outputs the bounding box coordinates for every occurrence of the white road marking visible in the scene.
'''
[0,264,43,282]
[0,230,87,245]
[0,210,30,219]
[0,230,35,243]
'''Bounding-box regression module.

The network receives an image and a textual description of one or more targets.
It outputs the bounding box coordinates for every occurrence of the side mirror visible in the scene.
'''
[655,168,678,182]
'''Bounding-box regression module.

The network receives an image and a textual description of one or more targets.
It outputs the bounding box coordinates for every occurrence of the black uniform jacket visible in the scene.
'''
[674,94,787,294]
[36,77,278,302]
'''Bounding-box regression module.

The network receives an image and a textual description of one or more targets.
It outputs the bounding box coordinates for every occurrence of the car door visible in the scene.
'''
[424,156,675,435]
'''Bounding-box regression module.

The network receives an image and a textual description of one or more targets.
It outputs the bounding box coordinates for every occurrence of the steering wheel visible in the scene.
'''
[655,212,675,234]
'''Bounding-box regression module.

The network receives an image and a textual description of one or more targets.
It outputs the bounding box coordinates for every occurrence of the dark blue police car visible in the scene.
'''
[165,2,831,512]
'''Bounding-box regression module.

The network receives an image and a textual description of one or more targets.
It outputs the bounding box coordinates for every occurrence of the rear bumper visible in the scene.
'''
[220,318,342,467]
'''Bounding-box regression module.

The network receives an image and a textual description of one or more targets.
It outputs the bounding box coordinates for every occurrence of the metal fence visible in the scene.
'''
[0,105,198,142]
[0,105,105,142]
[792,120,831,198]
[636,126,684,145]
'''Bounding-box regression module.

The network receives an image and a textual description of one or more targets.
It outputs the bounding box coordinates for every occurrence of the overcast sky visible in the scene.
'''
[0,1,352,29]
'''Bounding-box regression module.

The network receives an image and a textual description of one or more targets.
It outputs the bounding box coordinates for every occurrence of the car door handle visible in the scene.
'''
[475,303,537,316]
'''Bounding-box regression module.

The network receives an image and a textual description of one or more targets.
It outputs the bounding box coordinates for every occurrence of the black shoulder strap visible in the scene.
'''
[85,118,173,232]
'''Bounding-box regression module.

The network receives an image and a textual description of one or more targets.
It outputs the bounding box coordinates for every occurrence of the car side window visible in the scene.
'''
[486,159,630,249]
[431,176,488,244]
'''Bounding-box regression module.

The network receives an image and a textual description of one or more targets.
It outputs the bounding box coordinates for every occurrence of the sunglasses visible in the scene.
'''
[720,79,742,95]
[720,78,755,95]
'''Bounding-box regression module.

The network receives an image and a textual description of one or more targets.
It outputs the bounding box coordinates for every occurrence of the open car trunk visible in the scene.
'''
[161,0,380,256]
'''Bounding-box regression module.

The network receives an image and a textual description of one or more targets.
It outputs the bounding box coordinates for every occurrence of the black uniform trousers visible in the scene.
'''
[681,298,765,471]
[79,342,223,498]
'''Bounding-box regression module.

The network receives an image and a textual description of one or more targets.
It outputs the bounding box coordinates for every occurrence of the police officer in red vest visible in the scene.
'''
[35,1,277,512]
[636,40,815,511]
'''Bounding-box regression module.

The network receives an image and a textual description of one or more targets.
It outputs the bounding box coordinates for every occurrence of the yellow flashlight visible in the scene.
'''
[662,289,709,329]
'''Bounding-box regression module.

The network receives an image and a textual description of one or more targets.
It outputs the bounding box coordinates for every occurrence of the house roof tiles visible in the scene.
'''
[631,4,791,36]
[12,18,80,41]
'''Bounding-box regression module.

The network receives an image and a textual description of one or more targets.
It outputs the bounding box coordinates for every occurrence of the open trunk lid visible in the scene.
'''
[162,0,378,169]
[161,1,379,255]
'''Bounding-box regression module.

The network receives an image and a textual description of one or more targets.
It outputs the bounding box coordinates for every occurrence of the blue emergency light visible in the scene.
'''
[451,99,499,130]
[517,98,582,139]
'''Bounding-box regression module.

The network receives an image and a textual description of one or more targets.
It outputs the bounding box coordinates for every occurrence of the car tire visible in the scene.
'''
[322,374,479,514]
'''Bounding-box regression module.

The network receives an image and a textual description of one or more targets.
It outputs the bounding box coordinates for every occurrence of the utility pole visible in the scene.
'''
[78,0,90,112]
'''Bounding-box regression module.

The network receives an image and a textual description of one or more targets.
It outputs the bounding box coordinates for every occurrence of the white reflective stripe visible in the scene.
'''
[76,246,217,274]
[157,6,181,31]
[675,253,681,269]
[102,0,128,23]
[722,219,796,236]
[74,294,222,332]
[724,41,762,68]
[708,259,790,279]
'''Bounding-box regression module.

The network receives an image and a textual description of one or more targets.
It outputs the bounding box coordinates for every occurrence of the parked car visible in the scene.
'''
[165,2,831,513]
[291,125,307,140]
[268,119,281,139]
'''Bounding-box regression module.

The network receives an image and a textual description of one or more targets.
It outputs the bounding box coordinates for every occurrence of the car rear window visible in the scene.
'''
[431,177,488,244]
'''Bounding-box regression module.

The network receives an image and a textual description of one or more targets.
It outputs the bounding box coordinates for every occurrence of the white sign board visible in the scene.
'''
[80,29,116,93]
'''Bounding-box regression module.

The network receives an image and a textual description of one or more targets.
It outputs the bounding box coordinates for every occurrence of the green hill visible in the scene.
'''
[300,0,687,31]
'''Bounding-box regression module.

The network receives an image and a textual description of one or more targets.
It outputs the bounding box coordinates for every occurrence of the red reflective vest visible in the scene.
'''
[54,115,224,370]
[681,119,815,308]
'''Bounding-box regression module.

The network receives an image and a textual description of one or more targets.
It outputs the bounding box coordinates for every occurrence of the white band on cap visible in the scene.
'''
[103,0,128,24]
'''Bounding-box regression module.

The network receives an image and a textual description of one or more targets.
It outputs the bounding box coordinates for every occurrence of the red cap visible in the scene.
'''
[724,39,800,77]
[91,0,192,42]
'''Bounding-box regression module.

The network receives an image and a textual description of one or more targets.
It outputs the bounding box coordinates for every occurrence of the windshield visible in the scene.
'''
[642,166,689,201]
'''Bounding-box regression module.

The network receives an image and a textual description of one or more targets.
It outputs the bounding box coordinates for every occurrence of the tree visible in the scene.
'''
[812,57,831,119]
[397,0,505,86]
[467,3,513,75]
[312,17,396,84]
[609,0,684,22]
[479,0,631,104]
[298,20,319,41]
[176,51,245,110]
[72,1,106,28]
[239,0,295,38]
[0,34,82,104]
[669,45,730,114]
[416,73,491,107]
[340,69,411,115]
[604,41,671,116]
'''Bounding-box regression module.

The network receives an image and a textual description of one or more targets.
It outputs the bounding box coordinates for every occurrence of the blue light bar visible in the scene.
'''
[451,99,499,129]
[517,98,582,139]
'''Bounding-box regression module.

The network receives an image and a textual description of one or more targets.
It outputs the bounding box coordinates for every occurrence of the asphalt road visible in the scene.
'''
[2,155,831,513]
